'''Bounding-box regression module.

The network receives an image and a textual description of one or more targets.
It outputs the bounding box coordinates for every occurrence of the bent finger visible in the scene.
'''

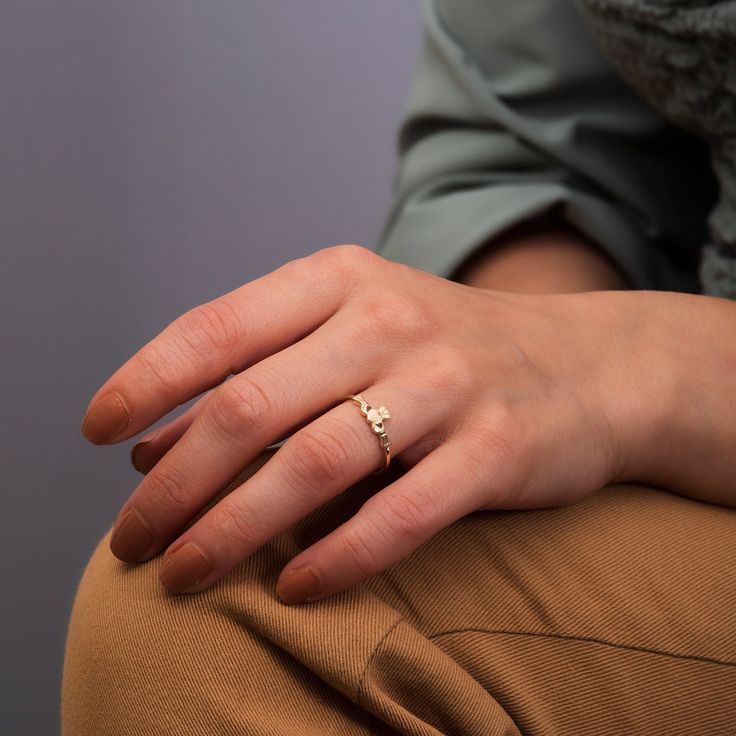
[275,436,486,604]
[156,380,452,596]
[82,244,373,445]
[109,304,385,564]
[130,392,212,474]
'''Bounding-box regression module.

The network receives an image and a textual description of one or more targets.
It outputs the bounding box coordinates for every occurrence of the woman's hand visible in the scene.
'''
[80,243,716,604]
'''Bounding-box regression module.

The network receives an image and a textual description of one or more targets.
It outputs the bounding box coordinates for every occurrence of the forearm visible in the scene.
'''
[450,220,631,293]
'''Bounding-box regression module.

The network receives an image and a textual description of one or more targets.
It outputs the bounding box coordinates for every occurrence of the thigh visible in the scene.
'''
[61,449,405,736]
[62,448,736,735]
[362,477,736,735]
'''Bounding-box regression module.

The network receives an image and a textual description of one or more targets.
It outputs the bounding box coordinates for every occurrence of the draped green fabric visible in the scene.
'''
[375,0,721,295]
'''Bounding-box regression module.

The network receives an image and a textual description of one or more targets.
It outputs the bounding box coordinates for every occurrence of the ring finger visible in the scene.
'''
[110,307,395,563]
[157,379,454,595]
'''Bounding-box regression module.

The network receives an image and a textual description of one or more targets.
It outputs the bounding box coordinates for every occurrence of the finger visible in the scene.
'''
[156,380,454,596]
[129,384,323,475]
[109,304,385,563]
[130,393,212,474]
[81,244,372,445]
[275,436,489,604]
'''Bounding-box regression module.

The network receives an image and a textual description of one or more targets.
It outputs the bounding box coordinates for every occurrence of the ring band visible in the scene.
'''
[347,393,392,474]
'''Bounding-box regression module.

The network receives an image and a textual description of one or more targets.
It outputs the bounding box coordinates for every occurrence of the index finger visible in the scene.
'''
[80,244,369,444]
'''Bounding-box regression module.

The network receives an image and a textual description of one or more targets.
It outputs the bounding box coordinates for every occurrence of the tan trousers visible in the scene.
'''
[61,448,736,735]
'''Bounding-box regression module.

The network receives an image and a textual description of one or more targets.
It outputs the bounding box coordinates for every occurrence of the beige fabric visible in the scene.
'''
[62,448,736,735]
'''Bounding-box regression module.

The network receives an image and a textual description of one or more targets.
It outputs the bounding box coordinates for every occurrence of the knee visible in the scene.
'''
[62,530,146,717]
[60,520,368,736]
[61,527,224,734]
[61,450,281,718]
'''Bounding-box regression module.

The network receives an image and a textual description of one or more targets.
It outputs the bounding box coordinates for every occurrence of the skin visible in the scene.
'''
[81,229,736,604]
[130,222,629,472]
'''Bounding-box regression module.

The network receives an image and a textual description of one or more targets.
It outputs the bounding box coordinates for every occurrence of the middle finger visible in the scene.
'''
[158,379,451,595]
[109,308,385,563]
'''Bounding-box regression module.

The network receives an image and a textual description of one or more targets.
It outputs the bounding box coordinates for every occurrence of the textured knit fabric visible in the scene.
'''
[375,0,730,296]
[62,448,736,735]
[574,0,736,298]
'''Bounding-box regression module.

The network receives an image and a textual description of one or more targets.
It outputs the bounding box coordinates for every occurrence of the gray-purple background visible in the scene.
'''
[0,2,422,731]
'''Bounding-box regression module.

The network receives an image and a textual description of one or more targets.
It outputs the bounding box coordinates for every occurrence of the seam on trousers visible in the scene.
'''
[354,617,406,703]
[428,627,736,668]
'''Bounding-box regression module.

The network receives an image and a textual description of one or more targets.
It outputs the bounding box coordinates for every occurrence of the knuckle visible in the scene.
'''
[209,375,274,441]
[319,243,374,268]
[359,292,430,342]
[469,400,532,501]
[214,498,255,547]
[425,345,476,397]
[147,464,190,512]
[309,244,375,289]
[286,424,353,489]
[478,400,524,464]
[369,491,429,542]
[134,343,184,400]
[336,528,382,579]
[174,300,242,358]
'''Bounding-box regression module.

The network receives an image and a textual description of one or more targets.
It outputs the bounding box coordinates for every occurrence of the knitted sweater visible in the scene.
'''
[578,0,736,297]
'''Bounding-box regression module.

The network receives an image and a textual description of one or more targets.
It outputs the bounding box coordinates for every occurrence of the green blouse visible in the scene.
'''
[375,0,734,298]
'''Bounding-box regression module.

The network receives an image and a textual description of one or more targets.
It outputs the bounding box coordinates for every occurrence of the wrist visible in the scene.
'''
[611,291,736,506]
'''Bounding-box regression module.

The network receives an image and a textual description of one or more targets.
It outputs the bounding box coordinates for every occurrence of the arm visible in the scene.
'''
[457,224,736,507]
[450,219,630,293]
[375,0,715,293]
[375,0,732,506]
[603,288,736,508]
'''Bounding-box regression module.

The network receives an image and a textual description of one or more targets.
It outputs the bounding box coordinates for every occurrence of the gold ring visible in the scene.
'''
[346,393,392,474]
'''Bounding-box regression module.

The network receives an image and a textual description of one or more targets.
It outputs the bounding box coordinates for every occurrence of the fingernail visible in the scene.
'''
[81,391,130,444]
[130,441,153,474]
[160,542,212,594]
[130,435,160,474]
[276,566,322,605]
[110,507,154,562]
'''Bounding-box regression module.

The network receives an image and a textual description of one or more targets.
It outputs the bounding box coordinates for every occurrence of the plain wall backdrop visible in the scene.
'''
[0,2,422,732]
